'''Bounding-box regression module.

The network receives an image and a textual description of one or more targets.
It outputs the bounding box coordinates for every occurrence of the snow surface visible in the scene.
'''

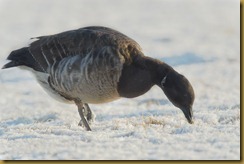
[0,0,240,160]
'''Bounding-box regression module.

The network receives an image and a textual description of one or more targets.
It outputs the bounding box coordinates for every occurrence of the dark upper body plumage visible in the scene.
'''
[3,26,195,125]
[28,26,141,72]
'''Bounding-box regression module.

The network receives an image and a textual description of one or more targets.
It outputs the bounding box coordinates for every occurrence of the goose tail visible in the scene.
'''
[2,47,40,71]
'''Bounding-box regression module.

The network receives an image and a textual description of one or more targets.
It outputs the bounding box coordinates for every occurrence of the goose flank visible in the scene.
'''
[2,26,195,131]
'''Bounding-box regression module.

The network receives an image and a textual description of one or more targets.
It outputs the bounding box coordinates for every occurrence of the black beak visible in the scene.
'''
[181,107,194,124]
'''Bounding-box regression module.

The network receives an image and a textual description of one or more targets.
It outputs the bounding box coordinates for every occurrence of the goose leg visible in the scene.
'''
[84,103,95,123]
[75,100,91,131]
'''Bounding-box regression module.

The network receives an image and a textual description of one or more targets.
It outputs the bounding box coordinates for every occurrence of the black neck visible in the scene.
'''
[134,55,174,85]
[117,55,173,98]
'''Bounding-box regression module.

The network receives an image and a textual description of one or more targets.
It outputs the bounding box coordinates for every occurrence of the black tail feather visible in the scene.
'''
[2,61,19,69]
[2,47,42,71]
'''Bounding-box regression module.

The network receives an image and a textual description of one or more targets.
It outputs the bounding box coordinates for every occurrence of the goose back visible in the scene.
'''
[29,26,142,73]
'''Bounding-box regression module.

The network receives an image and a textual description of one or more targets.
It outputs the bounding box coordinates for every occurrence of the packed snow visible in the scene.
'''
[0,0,240,160]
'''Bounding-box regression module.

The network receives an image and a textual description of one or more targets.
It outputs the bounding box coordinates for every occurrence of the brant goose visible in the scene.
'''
[2,26,195,131]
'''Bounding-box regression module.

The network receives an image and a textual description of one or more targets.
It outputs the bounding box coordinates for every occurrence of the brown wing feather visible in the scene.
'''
[28,26,143,72]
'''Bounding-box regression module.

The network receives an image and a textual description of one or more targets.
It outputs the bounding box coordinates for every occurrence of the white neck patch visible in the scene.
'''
[161,75,167,87]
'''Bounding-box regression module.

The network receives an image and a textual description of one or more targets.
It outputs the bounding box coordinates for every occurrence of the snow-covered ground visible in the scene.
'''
[0,0,240,160]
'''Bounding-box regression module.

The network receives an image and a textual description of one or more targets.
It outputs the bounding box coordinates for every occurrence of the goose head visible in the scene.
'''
[159,70,195,124]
